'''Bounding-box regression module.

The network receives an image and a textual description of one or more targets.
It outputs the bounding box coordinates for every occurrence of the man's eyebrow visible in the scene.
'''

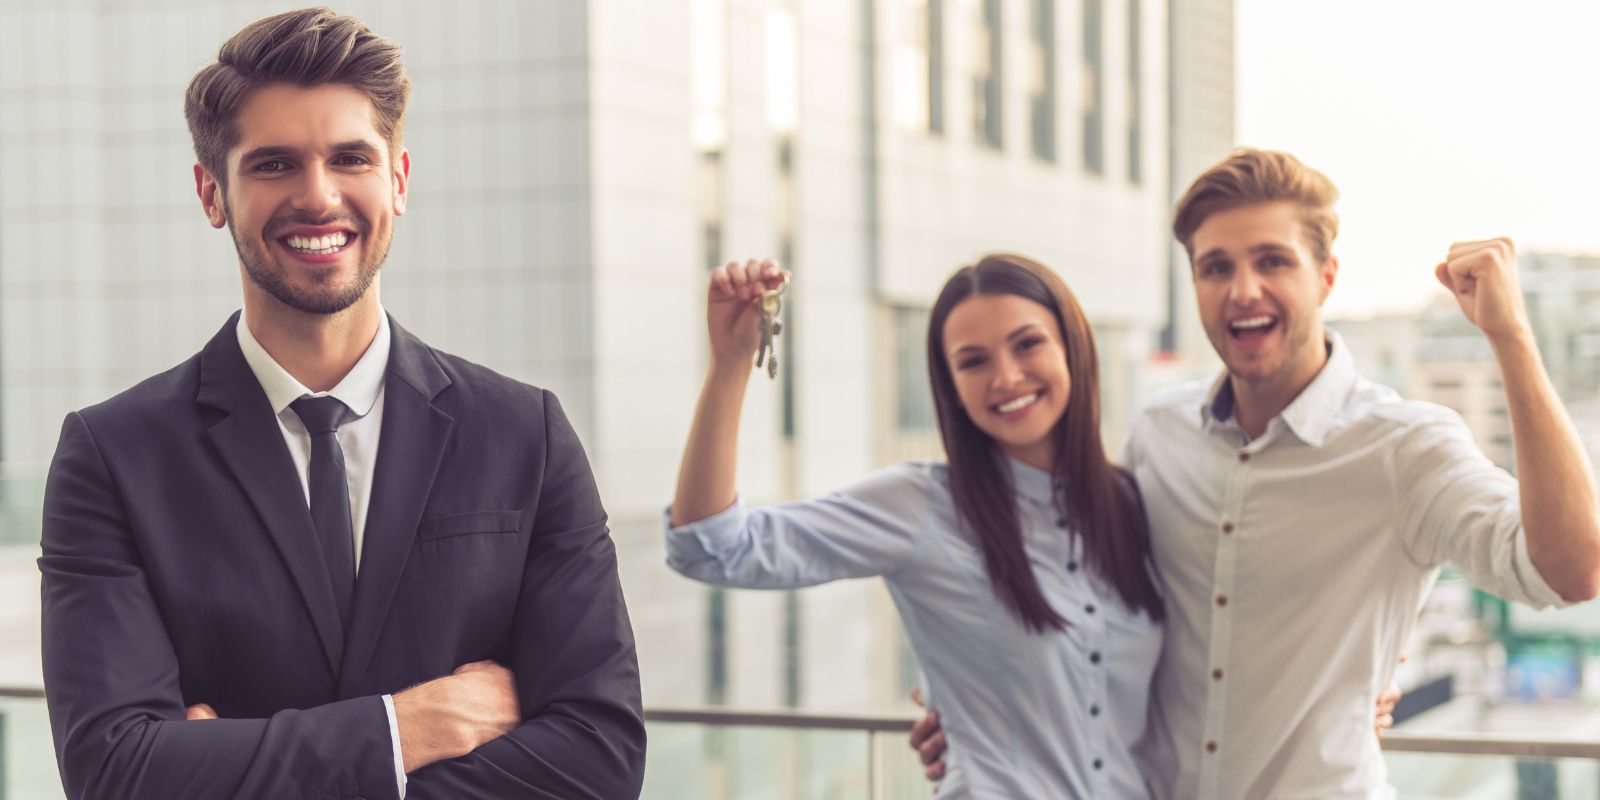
[237,141,382,163]
[238,145,299,163]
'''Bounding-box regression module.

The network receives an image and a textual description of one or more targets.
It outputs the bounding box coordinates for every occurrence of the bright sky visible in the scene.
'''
[1236,0,1600,317]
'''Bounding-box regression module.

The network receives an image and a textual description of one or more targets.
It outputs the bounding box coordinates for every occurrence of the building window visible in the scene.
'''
[764,2,799,136]
[972,0,1003,149]
[692,0,728,271]
[895,307,937,431]
[1081,0,1104,174]
[783,591,802,707]
[1126,0,1142,183]
[897,0,945,134]
[690,0,729,152]
[707,588,727,704]
[1028,0,1056,161]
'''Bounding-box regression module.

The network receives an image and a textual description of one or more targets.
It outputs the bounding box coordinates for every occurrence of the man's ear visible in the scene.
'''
[195,164,227,229]
[391,147,410,216]
[1318,255,1340,304]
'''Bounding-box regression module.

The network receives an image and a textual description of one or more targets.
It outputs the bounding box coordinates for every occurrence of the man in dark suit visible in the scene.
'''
[38,8,645,799]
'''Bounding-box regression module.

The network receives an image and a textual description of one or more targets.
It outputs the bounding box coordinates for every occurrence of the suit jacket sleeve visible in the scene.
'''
[403,390,647,799]
[40,412,401,800]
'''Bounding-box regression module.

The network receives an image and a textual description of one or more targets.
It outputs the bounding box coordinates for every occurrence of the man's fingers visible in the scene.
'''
[916,731,947,766]
[1447,237,1514,258]
[1376,713,1394,734]
[923,761,946,782]
[1435,262,1455,292]
[910,687,925,708]
[185,703,218,721]
[452,659,500,676]
[909,710,939,745]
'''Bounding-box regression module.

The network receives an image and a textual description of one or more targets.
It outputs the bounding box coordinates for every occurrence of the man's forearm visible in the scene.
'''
[1494,329,1600,600]
[52,695,398,800]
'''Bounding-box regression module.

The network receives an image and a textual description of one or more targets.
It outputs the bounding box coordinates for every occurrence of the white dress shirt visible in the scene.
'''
[236,311,408,799]
[1126,333,1571,800]
[666,459,1163,798]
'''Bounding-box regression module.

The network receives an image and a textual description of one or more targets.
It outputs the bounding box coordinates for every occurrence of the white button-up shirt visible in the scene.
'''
[666,459,1162,798]
[1127,333,1570,800]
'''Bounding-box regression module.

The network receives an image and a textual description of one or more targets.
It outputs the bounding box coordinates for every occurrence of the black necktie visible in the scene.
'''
[290,395,355,627]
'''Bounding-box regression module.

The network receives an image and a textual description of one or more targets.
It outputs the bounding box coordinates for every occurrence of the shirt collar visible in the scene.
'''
[1006,457,1058,508]
[1199,330,1358,448]
[236,309,391,418]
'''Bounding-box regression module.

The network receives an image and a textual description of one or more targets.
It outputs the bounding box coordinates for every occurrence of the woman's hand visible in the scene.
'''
[707,258,790,370]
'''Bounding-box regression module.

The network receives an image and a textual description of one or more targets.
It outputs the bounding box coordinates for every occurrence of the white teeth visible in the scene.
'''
[285,232,350,254]
[997,393,1039,414]
[1230,315,1274,331]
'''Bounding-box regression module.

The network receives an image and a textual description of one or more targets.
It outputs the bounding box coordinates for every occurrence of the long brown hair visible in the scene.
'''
[927,253,1163,631]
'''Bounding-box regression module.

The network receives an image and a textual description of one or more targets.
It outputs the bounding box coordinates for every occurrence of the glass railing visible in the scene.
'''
[0,688,61,800]
[5,691,1600,799]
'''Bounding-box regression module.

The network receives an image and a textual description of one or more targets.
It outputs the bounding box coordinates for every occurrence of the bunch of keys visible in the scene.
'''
[756,278,788,380]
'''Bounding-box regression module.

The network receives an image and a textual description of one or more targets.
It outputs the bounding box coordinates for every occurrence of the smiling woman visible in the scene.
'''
[663,255,1164,798]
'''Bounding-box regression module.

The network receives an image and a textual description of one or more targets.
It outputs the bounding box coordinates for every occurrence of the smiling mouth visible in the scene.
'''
[1228,314,1279,342]
[992,392,1041,415]
[280,231,356,256]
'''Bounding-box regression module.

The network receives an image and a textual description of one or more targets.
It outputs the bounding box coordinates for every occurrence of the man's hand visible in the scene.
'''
[185,703,218,721]
[393,660,521,773]
[909,688,947,782]
[1375,679,1401,736]
[1436,238,1532,342]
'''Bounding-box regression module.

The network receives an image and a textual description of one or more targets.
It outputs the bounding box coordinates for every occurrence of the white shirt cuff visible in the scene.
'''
[383,693,407,798]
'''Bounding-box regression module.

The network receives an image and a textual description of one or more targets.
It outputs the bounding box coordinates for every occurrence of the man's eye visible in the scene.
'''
[255,160,289,172]
[1261,255,1288,268]
[336,155,371,166]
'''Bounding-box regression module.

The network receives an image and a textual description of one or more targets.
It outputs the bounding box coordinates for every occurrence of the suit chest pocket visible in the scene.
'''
[416,510,524,541]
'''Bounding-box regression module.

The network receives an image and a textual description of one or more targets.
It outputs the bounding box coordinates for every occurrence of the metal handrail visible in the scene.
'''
[3,691,1597,760]
[643,706,1600,760]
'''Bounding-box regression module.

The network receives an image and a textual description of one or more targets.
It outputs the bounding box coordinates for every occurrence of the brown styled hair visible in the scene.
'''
[1172,148,1340,263]
[183,7,411,187]
[927,254,1163,631]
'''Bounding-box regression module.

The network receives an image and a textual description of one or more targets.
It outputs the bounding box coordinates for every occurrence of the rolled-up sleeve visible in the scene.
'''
[1393,406,1569,609]
[665,462,932,589]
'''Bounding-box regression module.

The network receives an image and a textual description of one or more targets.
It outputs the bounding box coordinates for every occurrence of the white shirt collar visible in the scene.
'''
[235,309,391,418]
[1200,330,1358,448]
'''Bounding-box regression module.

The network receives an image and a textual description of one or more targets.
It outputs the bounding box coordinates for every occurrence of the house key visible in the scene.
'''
[755,278,788,379]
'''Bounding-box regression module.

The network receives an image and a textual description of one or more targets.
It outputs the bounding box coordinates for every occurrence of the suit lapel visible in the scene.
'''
[337,317,454,695]
[196,313,345,677]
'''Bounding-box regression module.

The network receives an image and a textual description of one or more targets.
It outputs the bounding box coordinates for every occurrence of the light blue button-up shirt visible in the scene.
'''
[666,458,1163,798]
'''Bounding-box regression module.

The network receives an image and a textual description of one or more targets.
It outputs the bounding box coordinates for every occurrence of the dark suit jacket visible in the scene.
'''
[39,313,646,800]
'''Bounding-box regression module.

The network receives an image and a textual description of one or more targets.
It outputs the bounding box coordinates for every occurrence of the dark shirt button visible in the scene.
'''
[1057,517,1069,528]
[1085,603,1096,614]
[1212,668,1224,681]
[1206,741,1218,753]
[1216,595,1228,607]
[1093,758,1103,770]
[1089,651,1102,664]
[1238,453,1250,463]
[1222,522,1234,534]
[1090,704,1101,717]
[1067,561,1079,572]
